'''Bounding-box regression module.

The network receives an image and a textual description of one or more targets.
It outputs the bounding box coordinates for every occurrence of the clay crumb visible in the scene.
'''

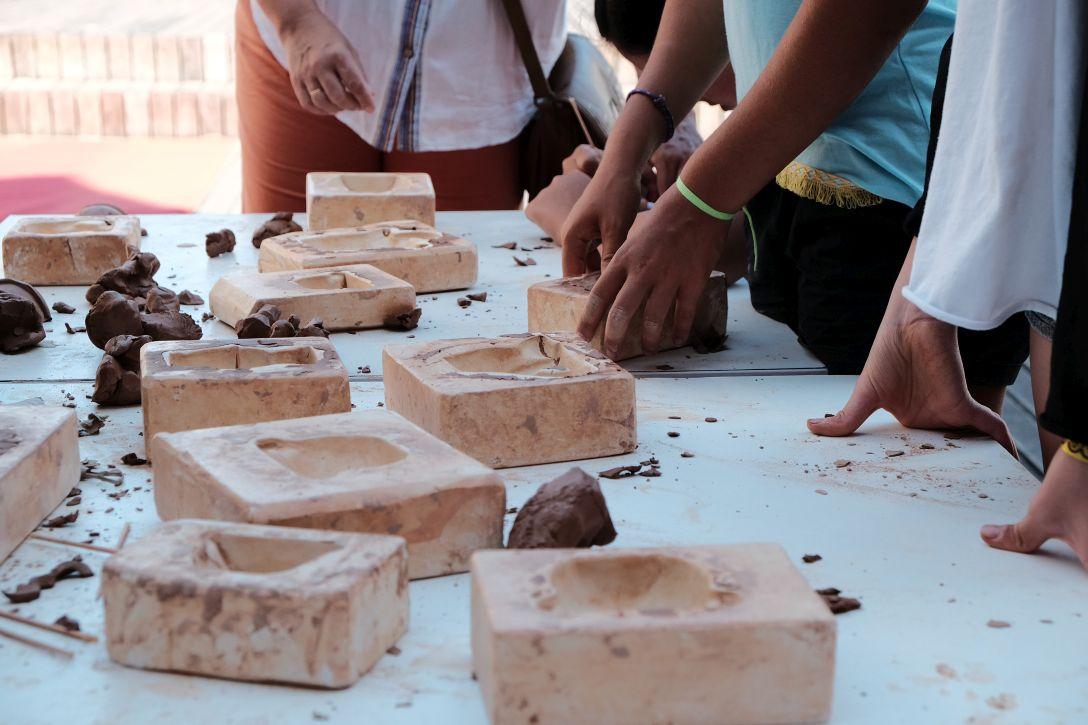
[201,312,215,322]
[177,290,204,306]
[639,466,662,478]
[802,554,822,564]
[920,443,936,450]
[704,416,717,423]
[2,556,93,604]
[51,301,75,314]
[43,511,78,528]
[386,645,402,656]
[64,322,86,334]
[513,255,536,266]
[986,619,1011,629]
[834,459,851,468]
[252,212,302,248]
[358,365,371,374]
[656,364,674,371]
[680,451,694,458]
[54,615,80,632]
[598,464,642,479]
[667,431,679,438]
[817,587,861,615]
[493,242,517,249]
[384,308,422,332]
[885,449,904,458]
[466,292,488,302]
[78,413,107,437]
[507,467,616,549]
[457,297,471,308]
[121,452,148,466]
[205,229,236,257]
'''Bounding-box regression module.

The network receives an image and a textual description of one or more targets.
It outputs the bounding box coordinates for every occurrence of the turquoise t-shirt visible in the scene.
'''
[723,0,956,207]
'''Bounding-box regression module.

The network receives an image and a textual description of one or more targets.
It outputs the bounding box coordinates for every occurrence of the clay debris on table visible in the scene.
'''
[205,228,236,257]
[817,587,861,614]
[383,307,422,331]
[93,334,152,406]
[235,304,329,339]
[507,467,617,549]
[251,212,302,248]
[0,278,51,353]
[2,556,93,604]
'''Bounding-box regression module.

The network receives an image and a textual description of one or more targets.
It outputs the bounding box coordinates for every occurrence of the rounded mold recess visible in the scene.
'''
[257,435,408,478]
[445,336,596,378]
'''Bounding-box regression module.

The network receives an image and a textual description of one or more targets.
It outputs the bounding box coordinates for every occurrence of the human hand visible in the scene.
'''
[563,144,658,202]
[280,11,374,115]
[807,290,1016,454]
[575,188,726,358]
[525,171,592,242]
[981,446,1088,569]
[560,164,644,276]
[650,121,701,196]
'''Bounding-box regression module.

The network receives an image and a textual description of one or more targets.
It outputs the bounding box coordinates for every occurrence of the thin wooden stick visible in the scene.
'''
[0,626,74,659]
[0,610,98,643]
[28,533,116,555]
[115,522,131,549]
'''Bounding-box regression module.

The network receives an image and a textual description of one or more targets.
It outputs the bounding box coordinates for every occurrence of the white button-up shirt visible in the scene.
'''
[251,0,567,152]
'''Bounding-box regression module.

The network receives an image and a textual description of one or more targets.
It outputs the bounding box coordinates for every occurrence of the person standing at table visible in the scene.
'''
[236,0,566,212]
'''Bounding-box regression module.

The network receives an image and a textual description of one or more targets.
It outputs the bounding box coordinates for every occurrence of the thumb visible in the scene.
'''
[980,517,1051,555]
[807,384,879,437]
[964,400,1018,458]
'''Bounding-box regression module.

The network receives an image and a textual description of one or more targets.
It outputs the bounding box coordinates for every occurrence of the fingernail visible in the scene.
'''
[980,524,1001,540]
[806,418,825,426]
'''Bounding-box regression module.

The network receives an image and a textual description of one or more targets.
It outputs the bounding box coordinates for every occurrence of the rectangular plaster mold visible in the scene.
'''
[307,172,436,229]
[140,337,351,442]
[472,544,836,724]
[152,410,506,579]
[2,215,141,285]
[383,333,637,468]
[208,264,416,331]
[257,221,477,293]
[0,406,80,562]
[102,519,407,688]
[528,271,728,360]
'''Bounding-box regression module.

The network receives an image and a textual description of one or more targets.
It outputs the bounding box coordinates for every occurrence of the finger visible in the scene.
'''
[641,281,679,354]
[671,277,703,346]
[562,235,588,276]
[598,226,626,274]
[656,160,679,197]
[980,517,1053,555]
[642,164,659,203]
[603,274,648,359]
[336,54,374,111]
[578,265,626,343]
[806,385,881,437]
[964,400,1018,458]
[317,68,350,111]
[290,75,322,114]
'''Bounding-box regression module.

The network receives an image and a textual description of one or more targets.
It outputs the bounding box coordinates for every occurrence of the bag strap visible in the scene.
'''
[498,0,553,101]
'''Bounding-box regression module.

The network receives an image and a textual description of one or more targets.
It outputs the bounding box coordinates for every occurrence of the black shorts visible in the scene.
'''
[744,183,1028,385]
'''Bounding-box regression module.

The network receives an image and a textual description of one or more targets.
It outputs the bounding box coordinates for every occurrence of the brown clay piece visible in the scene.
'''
[817,587,861,615]
[251,212,302,248]
[506,467,616,549]
[384,307,422,332]
[205,229,236,257]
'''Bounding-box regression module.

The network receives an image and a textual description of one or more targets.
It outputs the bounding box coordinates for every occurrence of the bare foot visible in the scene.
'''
[981,447,1088,569]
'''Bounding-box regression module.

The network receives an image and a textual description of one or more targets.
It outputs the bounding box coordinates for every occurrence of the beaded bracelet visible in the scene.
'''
[626,88,675,142]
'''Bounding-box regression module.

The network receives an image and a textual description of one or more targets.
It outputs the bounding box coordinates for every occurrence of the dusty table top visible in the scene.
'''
[0,212,823,381]
[0,376,1083,724]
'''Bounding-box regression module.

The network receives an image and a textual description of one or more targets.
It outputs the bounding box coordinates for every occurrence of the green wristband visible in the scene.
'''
[676,177,734,221]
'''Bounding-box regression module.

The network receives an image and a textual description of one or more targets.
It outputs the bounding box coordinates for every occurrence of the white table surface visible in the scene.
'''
[0,376,1084,725]
[0,212,823,381]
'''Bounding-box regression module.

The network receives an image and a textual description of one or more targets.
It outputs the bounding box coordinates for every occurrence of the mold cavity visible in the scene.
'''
[292,271,375,290]
[256,435,408,478]
[301,228,437,252]
[199,532,339,573]
[445,336,597,378]
[164,345,322,370]
[339,173,415,193]
[535,554,724,616]
[23,219,112,234]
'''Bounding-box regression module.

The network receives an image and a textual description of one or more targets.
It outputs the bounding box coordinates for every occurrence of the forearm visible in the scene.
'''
[679,0,925,212]
[600,0,727,176]
[256,0,320,37]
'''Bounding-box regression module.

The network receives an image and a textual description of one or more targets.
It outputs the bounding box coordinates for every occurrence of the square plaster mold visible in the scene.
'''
[0,406,80,562]
[383,333,637,468]
[257,220,477,293]
[307,172,435,229]
[209,264,416,331]
[2,215,141,285]
[102,519,407,688]
[152,409,506,579]
[140,337,351,441]
[528,271,728,360]
[472,544,836,724]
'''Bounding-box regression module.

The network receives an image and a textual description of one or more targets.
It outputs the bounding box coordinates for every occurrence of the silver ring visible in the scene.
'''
[308,87,324,97]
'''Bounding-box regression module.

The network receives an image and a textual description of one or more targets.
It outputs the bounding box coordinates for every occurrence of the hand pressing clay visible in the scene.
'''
[507,467,617,549]
[205,229,236,257]
[86,291,202,349]
[86,252,174,307]
[93,335,151,405]
[251,212,302,248]
[0,278,51,354]
[235,304,328,339]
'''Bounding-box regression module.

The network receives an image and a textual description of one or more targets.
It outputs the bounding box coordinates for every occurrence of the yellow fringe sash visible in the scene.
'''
[776,161,884,209]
